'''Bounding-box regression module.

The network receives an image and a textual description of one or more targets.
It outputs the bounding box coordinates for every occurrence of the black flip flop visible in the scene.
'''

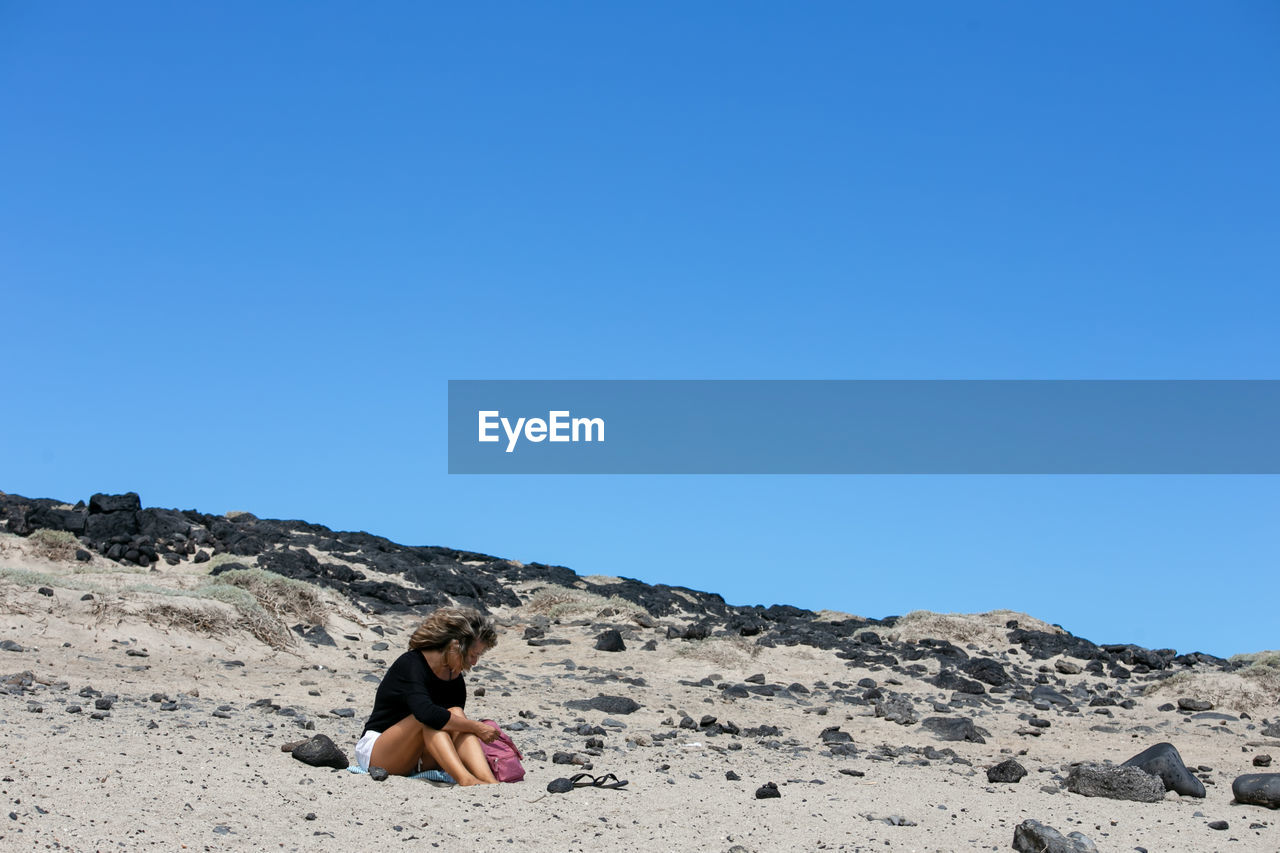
[546,772,630,793]
[590,773,628,790]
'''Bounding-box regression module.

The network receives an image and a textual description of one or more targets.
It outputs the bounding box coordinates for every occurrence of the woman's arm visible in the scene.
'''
[439,708,500,742]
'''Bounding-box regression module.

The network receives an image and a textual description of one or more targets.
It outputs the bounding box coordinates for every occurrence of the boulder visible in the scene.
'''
[921,717,986,744]
[1121,742,1205,797]
[1066,763,1164,802]
[1232,773,1280,809]
[88,493,142,514]
[1012,820,1098,853]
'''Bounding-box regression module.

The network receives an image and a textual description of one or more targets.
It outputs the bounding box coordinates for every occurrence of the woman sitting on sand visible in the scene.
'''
[356,606,501,786]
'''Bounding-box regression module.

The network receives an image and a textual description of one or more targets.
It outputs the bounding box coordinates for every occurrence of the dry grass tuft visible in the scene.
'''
[1143,667,1280,716]
[524,587,649,622]
[210,568,327,625]
[876,609,1060,648]
[673,635,763,668]
[1231,650,1280,669]
[204,553,251,573]
[27,528,80,562]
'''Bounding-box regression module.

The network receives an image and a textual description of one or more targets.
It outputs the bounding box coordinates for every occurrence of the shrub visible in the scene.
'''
[28,528,80,562]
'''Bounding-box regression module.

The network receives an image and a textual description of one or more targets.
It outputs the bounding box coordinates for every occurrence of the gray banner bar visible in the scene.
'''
[447,380,1280,474]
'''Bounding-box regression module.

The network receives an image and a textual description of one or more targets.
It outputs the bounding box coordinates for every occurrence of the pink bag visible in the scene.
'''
[480,719,525,782]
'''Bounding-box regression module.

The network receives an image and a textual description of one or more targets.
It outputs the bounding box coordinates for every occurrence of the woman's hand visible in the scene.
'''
[473,721,500,743]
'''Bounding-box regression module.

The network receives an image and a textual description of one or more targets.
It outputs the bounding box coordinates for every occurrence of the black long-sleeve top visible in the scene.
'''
[362,649,466,736]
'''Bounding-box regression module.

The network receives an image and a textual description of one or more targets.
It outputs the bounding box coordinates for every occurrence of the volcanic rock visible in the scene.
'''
[921,717,986,744]
[290,734,349,770]
[1121,742,1205,798]
[1012,820,1098,853]
[988,759,1027,783]
[1066,763,1164,802]
[1232,773,1280,809]
[594,629,625,652]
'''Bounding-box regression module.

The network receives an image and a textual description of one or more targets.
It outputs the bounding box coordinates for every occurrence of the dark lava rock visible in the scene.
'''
[1030,685,1072,707]
[960,656,1010,686]
[292,625,337,647]
[566,695,641,715]
[988,759,1027,783]
[38,587,54,597]
[922,717,986,744]
[875,694,918,726]
[1066,764,1164,802]
[1178,698,1212,712]
[528,638,571,647]
[1232,773,1280,809]
[1121,742,1205,798]
[94,698,113,711]
[290,734,349,770]
[369,766,389,781]
[74,548,91,562]
[1261,722,1280,738]
[1254,755,1272,768]
[547,777,575,794]
[1054,659,1083,675]
[754,781,780,799]
[1208,820,1228,830]
[1012,819,1098,853]
[1007,628,1100,661]
[594,629,625,652]
[89,493,142,514]
[930,669,985,695]
[819,727,852,744]
[0,640,24,652]
[725,771,740,781]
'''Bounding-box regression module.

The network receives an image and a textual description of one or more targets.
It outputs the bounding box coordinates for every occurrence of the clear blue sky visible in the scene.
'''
[2,3,1277,657]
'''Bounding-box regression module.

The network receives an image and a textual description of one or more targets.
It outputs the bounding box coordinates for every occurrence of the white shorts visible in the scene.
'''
[355,730,380,771]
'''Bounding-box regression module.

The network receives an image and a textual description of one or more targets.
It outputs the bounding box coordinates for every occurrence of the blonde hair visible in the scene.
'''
[407,606,497,656]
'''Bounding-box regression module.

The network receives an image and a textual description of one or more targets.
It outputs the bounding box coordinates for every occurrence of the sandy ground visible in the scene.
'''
[0,532,1276,852]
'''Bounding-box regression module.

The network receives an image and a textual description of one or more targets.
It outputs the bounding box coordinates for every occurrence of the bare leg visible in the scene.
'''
[368,714,428,776]
[420,726,488,784]
[452,730,498,783]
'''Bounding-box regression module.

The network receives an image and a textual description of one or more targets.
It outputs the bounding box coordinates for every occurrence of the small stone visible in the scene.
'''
[565,695,641,715]
[369,767,389,782]
[1254,754,1272,768]
[726,771,740,781]
[94,698,113,711]
[988,759,1027,784]
[38,586,54,596]
[547,778,574,794]
[754,781,780,799]
[1178,698,1212,712]
[594,629,626,652]
[1208,820,1228,830]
